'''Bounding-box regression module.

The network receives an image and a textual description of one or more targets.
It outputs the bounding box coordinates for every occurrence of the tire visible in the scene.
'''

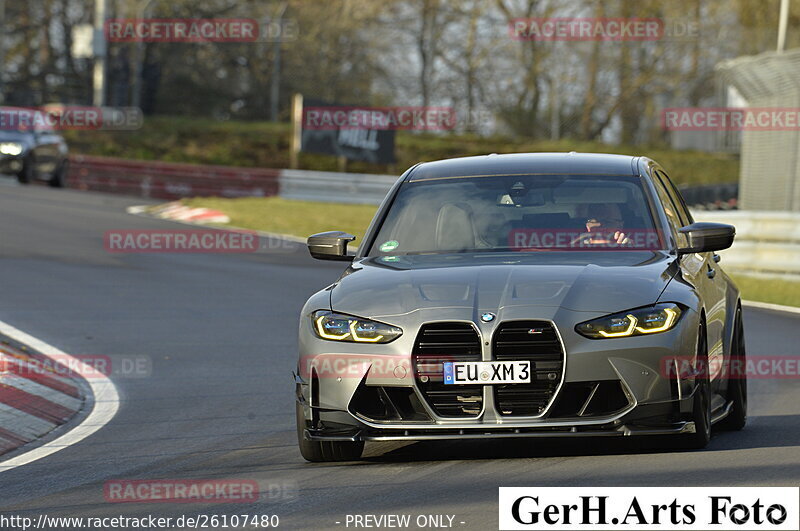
[48,159,68,188]
[295,401,364,462]
[718,306,747,431]
[680,322,711,450]
[16,158,32,184]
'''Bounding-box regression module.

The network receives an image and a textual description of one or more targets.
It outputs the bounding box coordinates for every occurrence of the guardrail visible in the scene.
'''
[692,210,800,277]
[280,169,397,204]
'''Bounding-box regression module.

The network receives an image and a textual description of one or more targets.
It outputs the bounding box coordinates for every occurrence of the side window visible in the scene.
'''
[651,172,682,231]
[657,170,694,225]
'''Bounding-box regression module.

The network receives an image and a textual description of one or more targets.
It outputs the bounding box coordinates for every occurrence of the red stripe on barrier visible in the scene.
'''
[0,385,76,423]
[0,359,81,398]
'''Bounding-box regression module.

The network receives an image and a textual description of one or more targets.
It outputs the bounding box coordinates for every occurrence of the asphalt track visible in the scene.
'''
[0,180,798,530]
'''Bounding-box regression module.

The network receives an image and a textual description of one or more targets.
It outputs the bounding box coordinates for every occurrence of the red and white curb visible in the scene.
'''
[126,204,307,245]
[0,343,84,454]
[0,321,119,472]
[137,201,230,224]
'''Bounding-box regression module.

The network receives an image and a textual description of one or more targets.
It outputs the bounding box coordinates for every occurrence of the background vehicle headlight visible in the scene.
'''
[0,142,23,156]
[575,303,682,339]
[312,310,402,343]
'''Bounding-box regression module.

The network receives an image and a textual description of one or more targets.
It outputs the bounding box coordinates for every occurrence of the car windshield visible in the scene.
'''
[367,174,663,255]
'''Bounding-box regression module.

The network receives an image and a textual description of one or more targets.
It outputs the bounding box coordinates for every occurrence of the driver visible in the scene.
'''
[578,203,629,245]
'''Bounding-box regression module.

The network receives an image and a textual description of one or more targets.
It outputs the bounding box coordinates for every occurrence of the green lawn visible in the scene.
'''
[180,197,378,244]
[66,115,739,186]
[730,274,800,308]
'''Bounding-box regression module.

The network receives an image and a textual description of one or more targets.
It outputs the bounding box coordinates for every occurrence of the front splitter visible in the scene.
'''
[304,421,695,442]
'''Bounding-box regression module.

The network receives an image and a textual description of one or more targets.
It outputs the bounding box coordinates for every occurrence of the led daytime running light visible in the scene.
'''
[634,307,678,334]
[598,315,638,337]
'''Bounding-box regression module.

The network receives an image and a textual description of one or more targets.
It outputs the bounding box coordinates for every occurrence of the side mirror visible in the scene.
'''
[677,222,735,254]
[307,231,356,261]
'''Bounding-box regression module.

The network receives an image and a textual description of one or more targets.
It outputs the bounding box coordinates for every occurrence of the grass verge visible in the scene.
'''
[730,274,800,308]
[181,197,378,244]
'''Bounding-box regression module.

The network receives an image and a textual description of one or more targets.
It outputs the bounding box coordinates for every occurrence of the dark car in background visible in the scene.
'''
[0,107,69,187]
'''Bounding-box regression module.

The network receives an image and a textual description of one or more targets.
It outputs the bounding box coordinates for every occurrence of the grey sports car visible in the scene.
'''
[295,153,747,462]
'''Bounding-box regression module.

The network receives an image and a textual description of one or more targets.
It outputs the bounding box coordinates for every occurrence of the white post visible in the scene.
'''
[777,0,790,53]
[290,93,303,169]
[92,0,107,106]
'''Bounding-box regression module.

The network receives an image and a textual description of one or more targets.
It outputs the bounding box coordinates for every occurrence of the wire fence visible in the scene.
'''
[716,48,800,211]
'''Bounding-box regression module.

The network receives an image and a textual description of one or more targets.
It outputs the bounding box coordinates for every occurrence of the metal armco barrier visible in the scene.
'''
[279,169,398,204]
[67,155,281,200]
[692,210,800,277]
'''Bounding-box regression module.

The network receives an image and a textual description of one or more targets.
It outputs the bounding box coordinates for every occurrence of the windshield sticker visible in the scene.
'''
[379,240,399,252]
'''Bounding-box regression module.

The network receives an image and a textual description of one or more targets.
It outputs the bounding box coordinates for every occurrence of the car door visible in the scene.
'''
[654,169,727,389]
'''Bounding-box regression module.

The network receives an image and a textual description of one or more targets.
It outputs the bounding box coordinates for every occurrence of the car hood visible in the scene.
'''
[330,251,679,319]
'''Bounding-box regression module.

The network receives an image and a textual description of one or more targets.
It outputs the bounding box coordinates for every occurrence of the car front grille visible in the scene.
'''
[412,322,482,417]
[492,321,564,416]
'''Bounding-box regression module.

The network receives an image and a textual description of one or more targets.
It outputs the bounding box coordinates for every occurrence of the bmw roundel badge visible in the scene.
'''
[480,312,496,323]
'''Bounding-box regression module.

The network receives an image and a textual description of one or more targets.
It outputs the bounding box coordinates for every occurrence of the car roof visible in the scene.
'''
[406,152,640,181]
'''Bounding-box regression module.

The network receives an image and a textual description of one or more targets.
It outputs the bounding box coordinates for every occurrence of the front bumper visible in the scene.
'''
[296,373,702,442]
[296,306,703,442]
[0,154,24,174]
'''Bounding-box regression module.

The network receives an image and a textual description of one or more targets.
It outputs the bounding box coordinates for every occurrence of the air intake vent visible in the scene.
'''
[492,321,564,416]
[412,323,482,417]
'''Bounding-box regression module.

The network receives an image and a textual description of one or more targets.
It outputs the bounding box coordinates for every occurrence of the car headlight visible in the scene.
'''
[0,142,23,156]
[311,310,402,343]
[575,303,682,339]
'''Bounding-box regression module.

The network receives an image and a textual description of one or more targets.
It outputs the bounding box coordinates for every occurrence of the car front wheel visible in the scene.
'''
[17,157,33,184]
[718,306,747,431]
[680,322,711,449]
[49,159,68,188]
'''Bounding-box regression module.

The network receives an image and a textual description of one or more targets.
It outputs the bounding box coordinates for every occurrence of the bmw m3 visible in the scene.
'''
[295,153,747,462]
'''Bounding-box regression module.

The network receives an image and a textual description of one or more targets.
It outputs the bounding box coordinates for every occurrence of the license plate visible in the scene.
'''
[443,361,531,385]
